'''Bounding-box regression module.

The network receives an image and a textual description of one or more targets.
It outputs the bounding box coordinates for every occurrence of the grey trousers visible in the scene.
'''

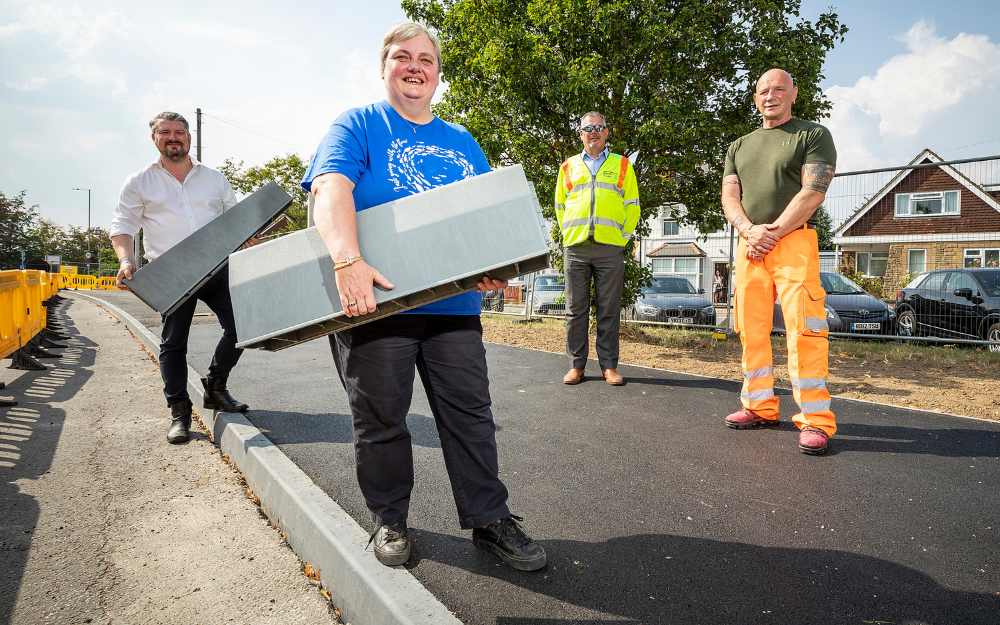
[564,241,625,370]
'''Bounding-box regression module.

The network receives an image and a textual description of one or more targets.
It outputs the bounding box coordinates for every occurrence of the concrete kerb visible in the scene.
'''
[69,292,461,625]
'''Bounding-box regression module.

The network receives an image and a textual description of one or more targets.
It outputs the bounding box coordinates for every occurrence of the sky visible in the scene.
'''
[2,0,1000,232]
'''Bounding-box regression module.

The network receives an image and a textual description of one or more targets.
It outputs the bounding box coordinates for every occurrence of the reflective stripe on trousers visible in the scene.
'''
[733,228,836,436]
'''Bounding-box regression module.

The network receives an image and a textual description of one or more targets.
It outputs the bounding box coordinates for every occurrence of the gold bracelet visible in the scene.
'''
[334,255,362,270]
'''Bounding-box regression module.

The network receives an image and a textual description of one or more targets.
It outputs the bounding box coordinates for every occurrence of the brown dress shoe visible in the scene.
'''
[603,369,624,385]
[563,368,585,385]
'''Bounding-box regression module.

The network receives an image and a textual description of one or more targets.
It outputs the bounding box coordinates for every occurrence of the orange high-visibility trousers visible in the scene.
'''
[733,227,836,437]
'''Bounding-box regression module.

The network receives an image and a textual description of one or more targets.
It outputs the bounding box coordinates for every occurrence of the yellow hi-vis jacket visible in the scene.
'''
[555,152,640,247]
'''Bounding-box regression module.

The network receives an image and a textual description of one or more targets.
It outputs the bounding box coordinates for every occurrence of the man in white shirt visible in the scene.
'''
[110,111,256,444]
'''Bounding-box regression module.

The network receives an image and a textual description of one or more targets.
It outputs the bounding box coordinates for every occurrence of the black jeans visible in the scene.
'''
[159,265,243,406]
[330,314,511,529]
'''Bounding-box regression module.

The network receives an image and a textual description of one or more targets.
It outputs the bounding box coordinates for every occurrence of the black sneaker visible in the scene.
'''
[472,514,546,571]
[368,522,410,566]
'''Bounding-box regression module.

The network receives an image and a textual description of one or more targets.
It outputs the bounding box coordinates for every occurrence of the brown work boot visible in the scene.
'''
[563,368,585,385]
[602,369,624,385]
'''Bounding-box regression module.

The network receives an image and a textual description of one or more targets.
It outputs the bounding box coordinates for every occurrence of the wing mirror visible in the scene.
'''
[953,287,974,300]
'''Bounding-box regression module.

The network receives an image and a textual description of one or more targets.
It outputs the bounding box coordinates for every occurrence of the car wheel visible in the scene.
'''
[987,322,1000,353]
[897,310,918,338]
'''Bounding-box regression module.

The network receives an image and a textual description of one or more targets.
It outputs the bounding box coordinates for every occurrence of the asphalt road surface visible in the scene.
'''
[90,290,1000,624]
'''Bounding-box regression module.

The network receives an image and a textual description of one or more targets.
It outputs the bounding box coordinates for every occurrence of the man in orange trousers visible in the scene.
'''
[720,68,838,455]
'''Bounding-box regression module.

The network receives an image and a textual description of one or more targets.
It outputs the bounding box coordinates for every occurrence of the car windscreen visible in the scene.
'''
[973,270,1000,297]
[821,273,867,294]
[642,278,696,294]
[534,277,565,291]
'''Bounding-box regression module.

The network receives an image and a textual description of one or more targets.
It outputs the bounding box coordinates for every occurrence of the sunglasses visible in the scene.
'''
[581,125,607,133]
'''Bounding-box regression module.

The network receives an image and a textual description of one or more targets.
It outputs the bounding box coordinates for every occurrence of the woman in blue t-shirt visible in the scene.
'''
[300,21,545,572]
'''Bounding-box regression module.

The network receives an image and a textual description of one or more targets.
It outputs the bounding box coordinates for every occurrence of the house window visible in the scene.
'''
[662,220,679,236]
[894,190,960,217]
[908,249,926,275]
[651,257,699,288]
[855,252,888,277]
[964,248,1000,268]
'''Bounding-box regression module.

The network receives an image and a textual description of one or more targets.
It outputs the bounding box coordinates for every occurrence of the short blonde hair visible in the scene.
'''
[380,22,442,73]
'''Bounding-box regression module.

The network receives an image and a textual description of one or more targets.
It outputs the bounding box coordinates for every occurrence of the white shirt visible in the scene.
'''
[110,156,238,260]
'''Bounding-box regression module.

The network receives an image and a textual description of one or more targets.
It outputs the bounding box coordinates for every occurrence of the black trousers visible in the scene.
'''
[159,265,243,406]
[564,241,625,370]
[330,314,510,529]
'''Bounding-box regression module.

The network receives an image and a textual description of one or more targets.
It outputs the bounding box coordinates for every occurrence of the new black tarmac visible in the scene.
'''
[88,291,1000,624]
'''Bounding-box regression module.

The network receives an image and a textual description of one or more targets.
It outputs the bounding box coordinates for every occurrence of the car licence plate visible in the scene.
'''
[852,322,880,330]
[668,317,694,324]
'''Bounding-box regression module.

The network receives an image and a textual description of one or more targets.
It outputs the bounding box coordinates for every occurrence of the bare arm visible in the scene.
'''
[721,174,780,257]
[764,163,835,238]
[111,234,136,290]
[311,173,393,317]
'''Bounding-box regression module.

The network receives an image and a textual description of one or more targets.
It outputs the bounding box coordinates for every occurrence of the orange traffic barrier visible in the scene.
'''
[0,270,26,360]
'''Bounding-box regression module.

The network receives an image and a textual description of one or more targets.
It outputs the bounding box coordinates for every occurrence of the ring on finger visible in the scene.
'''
[347,300,357,307]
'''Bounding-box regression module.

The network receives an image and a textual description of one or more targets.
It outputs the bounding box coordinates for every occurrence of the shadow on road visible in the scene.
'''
[0,299,93,625]
[410,529,999,625]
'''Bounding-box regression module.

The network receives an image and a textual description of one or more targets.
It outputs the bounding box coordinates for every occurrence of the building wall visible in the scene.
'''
[882,239,1000,289]
[844,165,1000,237]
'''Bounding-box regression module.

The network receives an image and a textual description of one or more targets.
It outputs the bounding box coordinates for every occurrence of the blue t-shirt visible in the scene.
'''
[301,100,491,315]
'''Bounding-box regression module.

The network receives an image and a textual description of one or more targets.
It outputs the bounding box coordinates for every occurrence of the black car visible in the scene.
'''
[773,272,896,336]
[895,268,1000,351]
[627,275,716,326]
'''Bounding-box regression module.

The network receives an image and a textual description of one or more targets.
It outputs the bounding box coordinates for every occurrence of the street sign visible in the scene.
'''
[85,252,92,259]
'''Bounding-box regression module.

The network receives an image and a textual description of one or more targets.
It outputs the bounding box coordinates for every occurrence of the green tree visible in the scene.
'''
[404,0,846,306]
[0,190,39,269]
[815,204,833,250]
[220,154,309,230]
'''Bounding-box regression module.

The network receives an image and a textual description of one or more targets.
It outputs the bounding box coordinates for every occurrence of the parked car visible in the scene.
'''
[627,275,716,326]
[895,268,1000,351]
[531,274,566,315]
[772,272,896,337]
[480,289,504,312]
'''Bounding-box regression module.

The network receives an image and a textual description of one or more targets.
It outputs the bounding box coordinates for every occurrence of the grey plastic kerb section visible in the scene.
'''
[229,165,549,350]
[126,181,292,316]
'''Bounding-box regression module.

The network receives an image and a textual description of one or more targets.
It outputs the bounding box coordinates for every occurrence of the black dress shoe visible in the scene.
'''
[472,514,546,571]
[167,400,192,444]
[202,376,249,412]
[368,522,410,566]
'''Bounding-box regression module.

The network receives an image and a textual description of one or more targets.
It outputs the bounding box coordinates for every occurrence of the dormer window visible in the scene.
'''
[662,220,679,236]
[894,190,960,217]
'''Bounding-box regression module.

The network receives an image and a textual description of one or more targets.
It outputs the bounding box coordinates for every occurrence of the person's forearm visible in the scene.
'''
[311,173,360,261]
[111,234,134,262]
[722,196,752,237]
[769,189,825,238]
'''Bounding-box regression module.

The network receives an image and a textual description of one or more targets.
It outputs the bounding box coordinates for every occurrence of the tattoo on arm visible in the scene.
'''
[802,164,835,193]
[722,180,741,187]
[732,215,745,230]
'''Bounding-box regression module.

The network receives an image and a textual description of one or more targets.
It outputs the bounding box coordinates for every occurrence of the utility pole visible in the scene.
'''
[196,108,202,162]
[72,187,91,275]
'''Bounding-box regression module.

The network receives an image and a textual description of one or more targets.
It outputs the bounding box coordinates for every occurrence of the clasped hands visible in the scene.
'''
[743,223,781,261]
[335,260,507,318]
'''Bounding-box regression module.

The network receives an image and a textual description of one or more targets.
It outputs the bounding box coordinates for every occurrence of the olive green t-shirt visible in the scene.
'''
[723,118,837,226]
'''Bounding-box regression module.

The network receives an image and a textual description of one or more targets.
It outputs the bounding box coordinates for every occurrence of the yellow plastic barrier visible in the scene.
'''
[69,275,97,290]
[97,277,118,290]
[0,270,26,360]
[55,274,70,290]
[23,270,43,339]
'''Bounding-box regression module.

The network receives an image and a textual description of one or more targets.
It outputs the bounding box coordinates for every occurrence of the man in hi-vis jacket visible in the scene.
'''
[555,111,640,387]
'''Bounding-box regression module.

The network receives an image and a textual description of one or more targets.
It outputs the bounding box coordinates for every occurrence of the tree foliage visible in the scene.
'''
[219,154,309,230]
[0,190,39,269]
[404,0,846,305]
[815,204,833,250]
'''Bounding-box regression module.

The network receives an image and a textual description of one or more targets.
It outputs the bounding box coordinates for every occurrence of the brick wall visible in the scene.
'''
[845,163,1000,236]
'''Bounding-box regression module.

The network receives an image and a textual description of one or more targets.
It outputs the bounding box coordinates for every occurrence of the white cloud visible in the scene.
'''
[824,20,1000,170]
[6,77,48,91]
[164,19,309,60]
[0,4,135,56]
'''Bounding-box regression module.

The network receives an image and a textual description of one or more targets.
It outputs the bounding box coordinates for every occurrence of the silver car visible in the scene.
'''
[531,274,565,315]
